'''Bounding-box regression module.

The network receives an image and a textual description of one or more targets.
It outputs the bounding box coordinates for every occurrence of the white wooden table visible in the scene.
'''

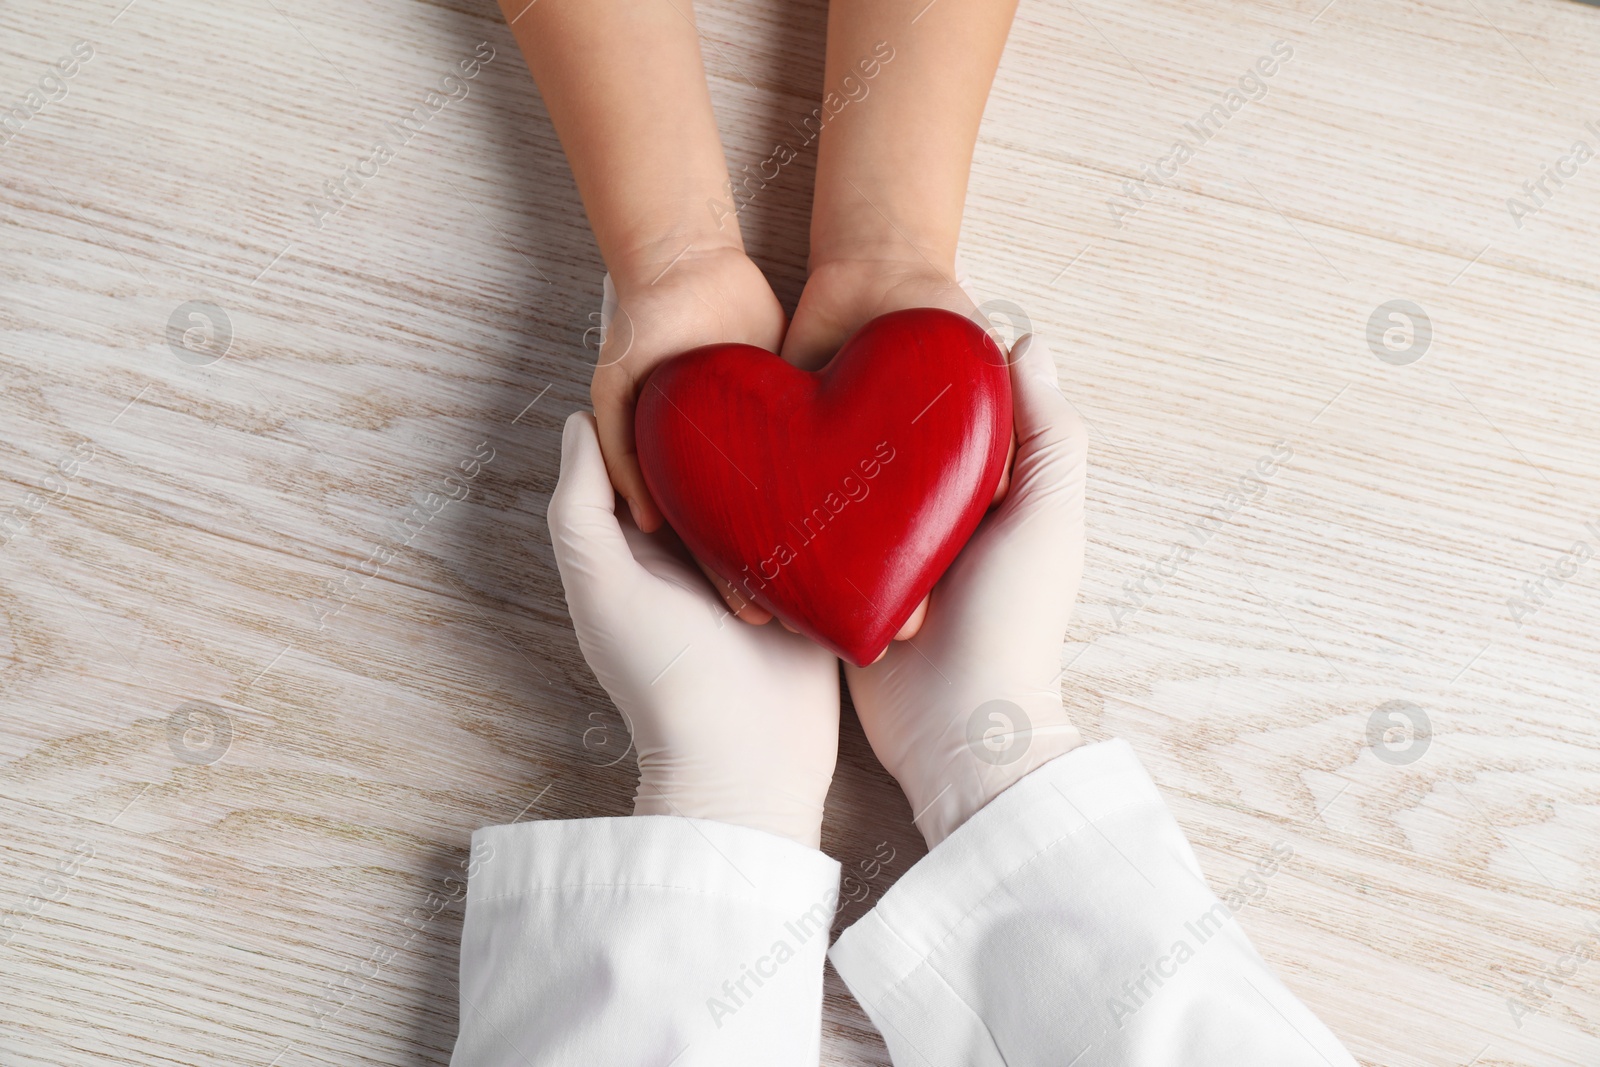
[2,0,1597,1063]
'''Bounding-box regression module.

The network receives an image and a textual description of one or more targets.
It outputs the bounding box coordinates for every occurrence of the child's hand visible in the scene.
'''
[549,411,841,848]
[779,255,978,372]
[843,335,1088,847]
[780,255,1016,643]
[593,244,789,624]
[593,247,785,523]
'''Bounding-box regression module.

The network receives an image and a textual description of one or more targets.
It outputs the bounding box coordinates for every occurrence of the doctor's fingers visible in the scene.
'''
[1002,335,1088,520]
[548,411,649,606]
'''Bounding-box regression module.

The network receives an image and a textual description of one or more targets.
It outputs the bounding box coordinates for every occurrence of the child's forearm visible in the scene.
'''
[808,0,1019,271]
[498,0,742,284]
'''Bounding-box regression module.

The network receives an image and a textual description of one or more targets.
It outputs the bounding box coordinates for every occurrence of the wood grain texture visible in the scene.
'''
[1,0,1596,1064]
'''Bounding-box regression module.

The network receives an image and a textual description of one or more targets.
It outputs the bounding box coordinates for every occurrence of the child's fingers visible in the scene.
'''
[779,320,845,373]
[591,380,664,532]
[692,556,774,625]
[893,594,929,641]
[989,432,1016,507]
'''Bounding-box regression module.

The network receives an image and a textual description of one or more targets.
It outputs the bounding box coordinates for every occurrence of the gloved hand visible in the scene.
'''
[844,334,1089,847]
[548,411,841,848]
[591,248,785,536]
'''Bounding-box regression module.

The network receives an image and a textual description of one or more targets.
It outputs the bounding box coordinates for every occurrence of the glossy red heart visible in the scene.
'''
[635,307,1012,666]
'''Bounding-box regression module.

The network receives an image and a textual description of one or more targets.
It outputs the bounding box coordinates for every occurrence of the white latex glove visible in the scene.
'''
[845,334,1089,847]
[548,411,841,848]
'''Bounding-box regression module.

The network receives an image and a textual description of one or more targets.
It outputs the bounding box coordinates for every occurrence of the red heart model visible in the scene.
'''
[635,307,1012,666]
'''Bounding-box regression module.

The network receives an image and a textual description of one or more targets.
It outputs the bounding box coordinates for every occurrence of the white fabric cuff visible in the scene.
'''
[451,815,840,1067]
[829,739,1357,1067]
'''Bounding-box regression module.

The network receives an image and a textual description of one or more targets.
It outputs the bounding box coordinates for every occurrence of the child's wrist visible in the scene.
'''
[605,227,747,293]
[807,202,960,276]
[808,237,957,278]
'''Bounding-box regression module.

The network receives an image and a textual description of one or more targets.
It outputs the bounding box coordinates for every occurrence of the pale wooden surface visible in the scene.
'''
[2,0,1598,1063]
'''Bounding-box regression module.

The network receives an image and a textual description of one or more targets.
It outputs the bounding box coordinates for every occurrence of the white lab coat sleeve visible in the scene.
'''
[449,814,841,1067]
[828,738,1359,1067]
